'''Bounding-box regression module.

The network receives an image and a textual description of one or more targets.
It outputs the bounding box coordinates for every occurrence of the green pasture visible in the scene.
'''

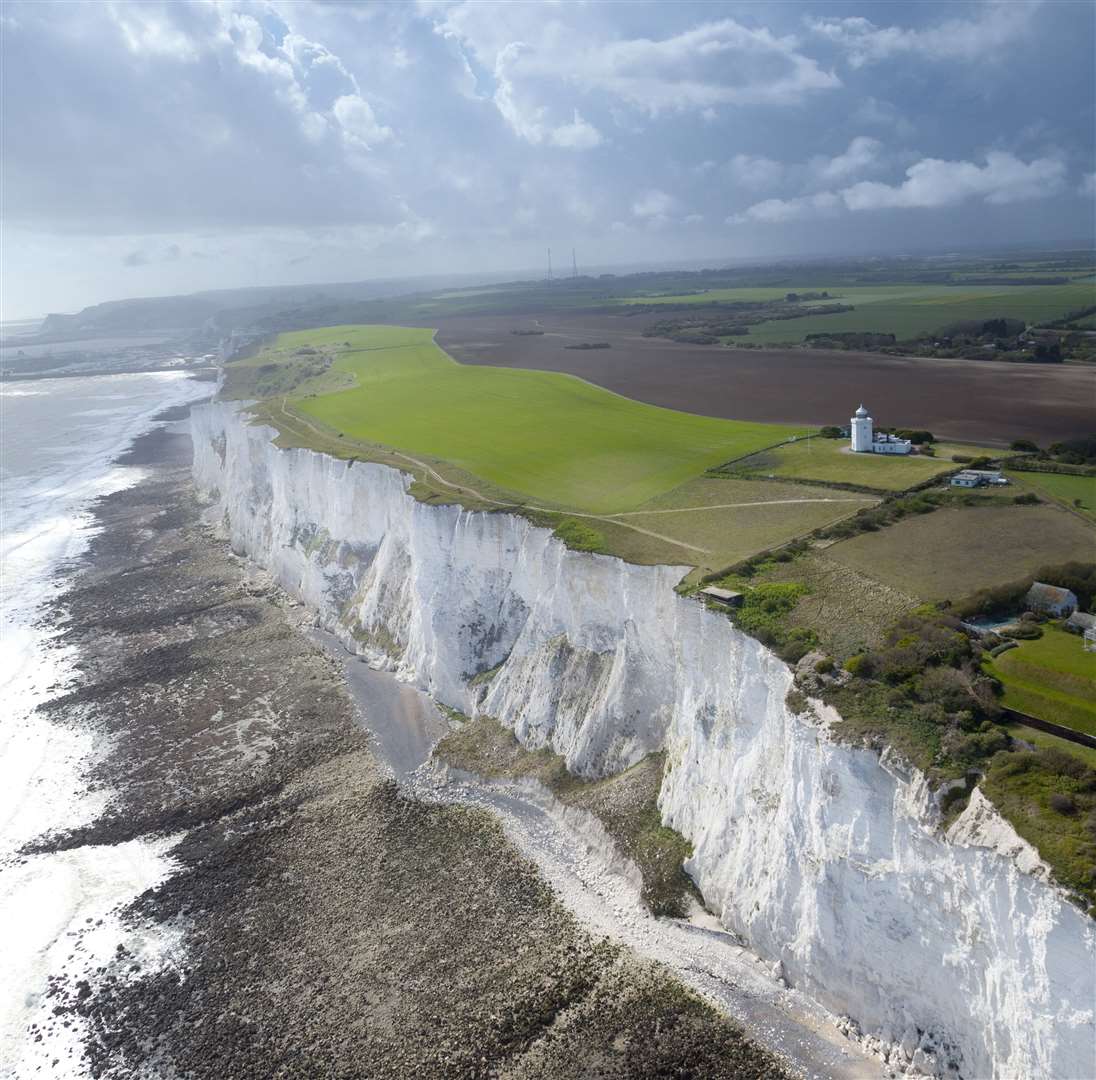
[731,437,956,491]
[282,325,799,513]
[716,283,1095,344]
[615,287,839,306]
[824,505,1096,600]
[1009,471,1096,521]
[989,626,1096,736]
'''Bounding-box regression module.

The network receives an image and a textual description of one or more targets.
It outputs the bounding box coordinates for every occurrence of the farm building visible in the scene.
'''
[1025,581,1079,617]
[849,404,911,455]
[951,469,1009,488]
[1066,611,1096,634]
[700,587,744,608]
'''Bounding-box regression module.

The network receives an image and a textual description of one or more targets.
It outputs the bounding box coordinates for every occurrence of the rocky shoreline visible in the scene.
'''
[26,413,790,1079]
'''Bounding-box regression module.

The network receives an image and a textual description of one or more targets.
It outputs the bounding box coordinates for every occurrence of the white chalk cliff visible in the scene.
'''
[192,402,1095,1079]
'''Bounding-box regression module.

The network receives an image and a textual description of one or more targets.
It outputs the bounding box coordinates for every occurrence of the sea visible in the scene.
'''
[0,362,210,1077]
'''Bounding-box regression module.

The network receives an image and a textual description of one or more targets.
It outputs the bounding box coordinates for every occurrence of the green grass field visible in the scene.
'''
[988,626,1096,736]
[276,325,800,513]
[1008,471,1096,521]
[824,504,1096,600]
[702,282,1096,344]
[585,475,875,573]
[731,437,957,490]
[615,287,841,306]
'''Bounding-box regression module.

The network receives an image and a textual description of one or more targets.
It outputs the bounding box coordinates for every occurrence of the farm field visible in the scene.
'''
[1008,471,1096,521]
[585,475,876,573]
[263,325,802,513]
[730,437,956,490]
[723,282,1096,344]
[822,504,1096,600]
[988,626,1096,737]
[614,287,843,306]
[435,312,1095,446]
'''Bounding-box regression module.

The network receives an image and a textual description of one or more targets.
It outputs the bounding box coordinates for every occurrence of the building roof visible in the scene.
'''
[1066,611,1096,630]
[854,404,869,418]
[700,587,743,603]
[1026,581,1078,608]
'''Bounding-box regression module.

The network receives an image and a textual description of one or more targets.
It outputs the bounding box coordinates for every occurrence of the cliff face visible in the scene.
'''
[192,402,1095,1079]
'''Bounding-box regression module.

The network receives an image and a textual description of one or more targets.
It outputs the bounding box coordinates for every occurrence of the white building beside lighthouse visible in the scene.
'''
[849,404,912,455]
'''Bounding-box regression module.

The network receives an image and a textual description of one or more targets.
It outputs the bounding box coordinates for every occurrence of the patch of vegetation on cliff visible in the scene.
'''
[435,715,699,918]
[982,748,1096,913]
[816,606,1096,911]
[553,518,608,553]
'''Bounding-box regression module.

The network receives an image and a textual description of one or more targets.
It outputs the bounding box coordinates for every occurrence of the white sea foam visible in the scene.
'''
[0,371,207,1078]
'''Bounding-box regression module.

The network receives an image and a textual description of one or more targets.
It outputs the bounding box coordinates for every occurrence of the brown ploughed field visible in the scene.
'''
[434,310,1095,446]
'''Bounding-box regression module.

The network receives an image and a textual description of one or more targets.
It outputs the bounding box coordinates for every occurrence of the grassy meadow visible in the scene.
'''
[709,282,1096,344]
[730,437,958,491]
[268,325,802,513]
[989,626,1096,737]
[1009,471,1096,521]
[824,504,1096,600]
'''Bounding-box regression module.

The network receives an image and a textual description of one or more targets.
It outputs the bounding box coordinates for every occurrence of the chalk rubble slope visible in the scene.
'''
[192,402,1095,1079]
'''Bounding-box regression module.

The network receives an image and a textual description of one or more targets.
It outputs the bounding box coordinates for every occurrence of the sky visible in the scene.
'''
[2,0,1094,318]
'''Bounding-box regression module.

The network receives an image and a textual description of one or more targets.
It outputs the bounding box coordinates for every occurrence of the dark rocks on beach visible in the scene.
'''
[38,417,789,1079]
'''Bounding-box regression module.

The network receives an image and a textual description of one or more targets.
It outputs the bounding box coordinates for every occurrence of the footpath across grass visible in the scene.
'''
[276,325,800,513]
[988,626,1096,737]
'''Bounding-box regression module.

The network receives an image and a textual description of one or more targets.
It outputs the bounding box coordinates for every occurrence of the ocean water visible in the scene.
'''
[0,371,209,1077]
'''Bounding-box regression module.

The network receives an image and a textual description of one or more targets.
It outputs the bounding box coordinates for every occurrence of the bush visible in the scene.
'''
[819,426,844,439]
[989,641,1018,657]
[844,654,869,677]
[1010,439,1040,452]
[815,657,835,675]
[553,519,606,553]
[1050,793,1078,815]
[1014,492,1040,505]
[1001,623,1043,640]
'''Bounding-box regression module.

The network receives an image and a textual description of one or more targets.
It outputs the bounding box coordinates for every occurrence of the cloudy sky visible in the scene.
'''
[2,0,1094,317]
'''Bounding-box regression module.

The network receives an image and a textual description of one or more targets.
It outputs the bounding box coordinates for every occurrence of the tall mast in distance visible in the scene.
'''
[547,247,553,281]
[572,248,578,278]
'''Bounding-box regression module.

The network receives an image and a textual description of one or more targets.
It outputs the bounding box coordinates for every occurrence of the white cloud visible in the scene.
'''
[728,191,839,224]
[632,189,678,219]
[107,2,201,62]
[1080,172,1096,198]
[811,135,882,182]
[725,154,784,191]
[841,152,1065,210]
[549,110,603,150]
[333,94,393,150]
[430,5,840,146]
[808,2,1038,68]
[584,18,839,111]
[731,151,1067,224]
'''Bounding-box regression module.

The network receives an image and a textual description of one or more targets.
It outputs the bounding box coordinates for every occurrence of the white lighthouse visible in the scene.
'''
[850,403,873,452]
